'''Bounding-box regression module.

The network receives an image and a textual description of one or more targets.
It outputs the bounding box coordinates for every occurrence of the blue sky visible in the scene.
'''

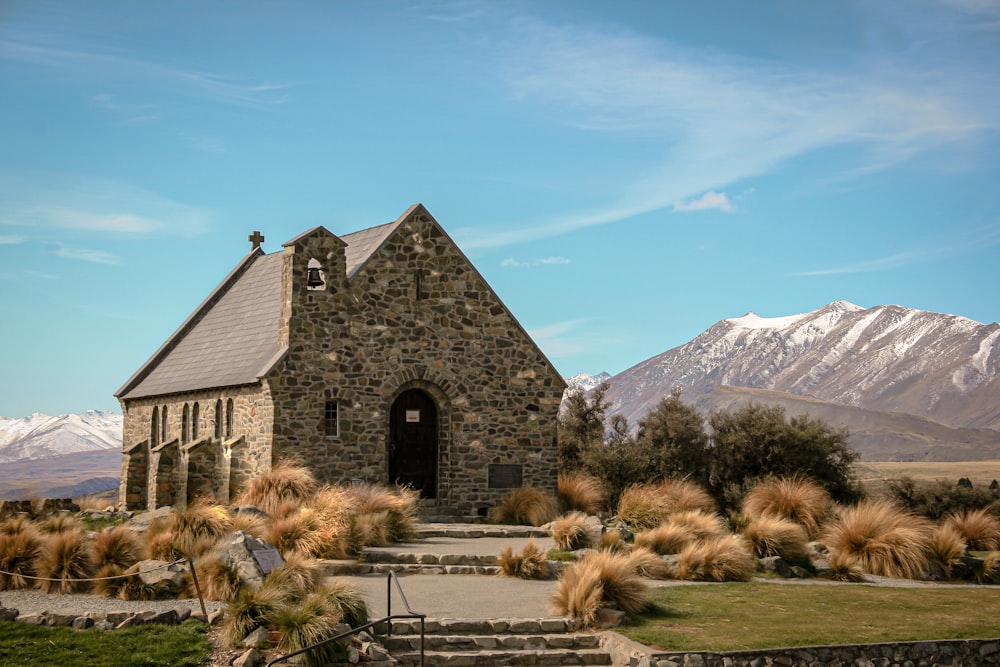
[1,1,998,417]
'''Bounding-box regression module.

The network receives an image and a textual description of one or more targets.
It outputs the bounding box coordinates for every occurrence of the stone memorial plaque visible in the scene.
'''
[488,463,523,489]
[250,547,285,575]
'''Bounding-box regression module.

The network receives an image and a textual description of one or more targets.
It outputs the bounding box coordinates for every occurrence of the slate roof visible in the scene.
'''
[116,210,412,400]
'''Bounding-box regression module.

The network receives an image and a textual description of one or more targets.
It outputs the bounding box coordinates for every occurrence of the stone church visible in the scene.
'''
[115,204,565,517]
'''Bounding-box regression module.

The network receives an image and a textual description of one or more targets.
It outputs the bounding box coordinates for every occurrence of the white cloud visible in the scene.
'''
[46,244,118,265]
[673,192,733,213]
[0,235,24,244]
[501,256,571,268]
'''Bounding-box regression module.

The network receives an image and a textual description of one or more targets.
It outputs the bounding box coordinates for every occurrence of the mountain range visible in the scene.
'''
[0,410,122,463]
[580,301,999,462]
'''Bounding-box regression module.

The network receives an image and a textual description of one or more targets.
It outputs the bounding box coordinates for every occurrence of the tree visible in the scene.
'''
[580,413,646,506]
[707,402,860,511]
[634,388,710,487]
[557,381,611,471]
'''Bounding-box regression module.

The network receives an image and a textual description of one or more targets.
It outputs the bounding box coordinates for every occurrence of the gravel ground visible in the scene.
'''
[0,589,224,617]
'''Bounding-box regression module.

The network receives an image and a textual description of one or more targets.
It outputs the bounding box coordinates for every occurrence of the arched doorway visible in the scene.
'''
[389,388,438,498]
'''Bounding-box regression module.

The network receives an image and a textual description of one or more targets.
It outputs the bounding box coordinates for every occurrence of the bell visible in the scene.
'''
[307,267,324,288]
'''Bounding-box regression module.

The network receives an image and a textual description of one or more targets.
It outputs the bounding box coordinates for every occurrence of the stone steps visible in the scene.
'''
[382,618,612,667]
[322,561,502,576]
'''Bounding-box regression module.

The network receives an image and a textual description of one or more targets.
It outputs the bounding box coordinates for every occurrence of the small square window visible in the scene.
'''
[325,400,339,437]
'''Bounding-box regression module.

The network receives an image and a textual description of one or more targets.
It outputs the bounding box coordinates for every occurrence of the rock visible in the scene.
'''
[208,609,225,625]
[116,615,146,629]
[346,645,361,664]
[18,613,45,625]
[219,531,285,589]
[106,611,133,625]
[232,648,264,667]
[146,609,180,626]
[42,611,77,627]
[758,556,793,578]
[93,620,115,631]
[175,607,191,623]
[790,565,811,579]
[583,515,604,547]
[0,607,18,622]
[594,606,626,629]
[241,626,271,649]
[127,559,189,597]
[73,616,94,630]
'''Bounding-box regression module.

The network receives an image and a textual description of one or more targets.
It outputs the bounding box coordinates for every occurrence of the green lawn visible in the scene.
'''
[623,583,1000,652]
[0,619,212,667]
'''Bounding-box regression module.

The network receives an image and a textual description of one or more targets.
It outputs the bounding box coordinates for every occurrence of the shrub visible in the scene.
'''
[318,578,368,629]
[626,546,670,579]
[557,472,605,514]
[235,458,319,516]
[551,512,595,551]
[742,476,829,539]
[886,477,997,520]
[93,526,142,570]
[268,591,345,667]
[677,535,754,582]
[191,555,242,602]
[944,507,1000,551]
[223,581,289,646]
[265,552,324,595]
[38,529,95,593]
[265,508,324,557]
[498,540,550,579]
[551,551,648,627]
[489,488,558,527]
[927,524,967,580]
[822,499,933,580]
[616,479,715,531]
[0,527,43,590]
[742,515,810,563]
[38,514,85,535]
[634,524,696,556]
[345,483,419,545]
[169,501,232,556]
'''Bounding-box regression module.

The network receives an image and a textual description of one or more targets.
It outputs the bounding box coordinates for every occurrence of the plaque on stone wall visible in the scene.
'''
[488,463,523,489]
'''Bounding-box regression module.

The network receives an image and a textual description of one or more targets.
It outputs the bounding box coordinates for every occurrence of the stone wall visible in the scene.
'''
[267,210,563,516]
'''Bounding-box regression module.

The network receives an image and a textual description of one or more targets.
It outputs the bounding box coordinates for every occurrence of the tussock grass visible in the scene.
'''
[617,479,715,531]
[235,458,319,516]
[551,512,596,551]
[742,515,810,562]
[116,565,161,601]
[229,510,268,539]
[0,527,43,590]
[223,581,289,646]
[265,551,324,595]
[742,475,829,539]
[827,551,865,582]
[627,546,670,579]
[558,472,605,514]
[677,535,754,582]
[92,525,142,570]
[307,486,353,559]
[345,483,419,544]
[944,507,1000,551]
[927,524,967,580]
[601,529,628,553]
[191,555,242,602]
[635,523,695,556]
[822,499,934,580]
[489,487,558,527]
[319,578,368,629]
[38,529,95,593]
[552,551,648,627]
[668,510,727,540]
[971,552,1000,584]
[169,500,232,556]
[265,508,324,557]
[0,516,35,536]
[498,539,550,579]
[269,591,345,667]
[38,513,85,535]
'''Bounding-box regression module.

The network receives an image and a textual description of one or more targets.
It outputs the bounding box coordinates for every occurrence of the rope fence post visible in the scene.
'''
[186,555,209,623]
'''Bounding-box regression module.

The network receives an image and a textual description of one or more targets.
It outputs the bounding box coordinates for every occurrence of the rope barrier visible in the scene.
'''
[0,558,187,583]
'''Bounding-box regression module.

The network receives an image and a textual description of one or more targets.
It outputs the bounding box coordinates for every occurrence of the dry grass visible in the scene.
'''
[741,515,810,562]
[266,551,324,594]
[319,578,368,629]
[857,461,1000,493]
[741,475,830,539]
[927,524,967,580]
[601,529,628,554]
[498,539,550,579]
[265,508,324,557]
[0,527,43,590]
[626,547,670,579]
[634,523,696,556]
[0,516,35,536]
[234,458,319,516]
[667,510,727,540]
[489,487,559,527]
[551,551,648,627]
[192,555,243,602]
[38,513,85,535]
[677,535,754,582]
[551,512,596,551]
[223,580,290,646]
[557,472,605,514]
[38,529,95,594]
[616,479,715,531]
[75,493,114,511]
[822,499,934,580]
[229,510,268,539]
[169,500,233,556]
[345,483,419,544]
[92,525,142,570]
[971,552,1000,585]
[827,551,866,582]
[269,591,345,667]
[944,507,1000,551]
[308,486,353,559]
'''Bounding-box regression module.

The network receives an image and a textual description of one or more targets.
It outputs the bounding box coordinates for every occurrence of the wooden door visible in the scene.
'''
[389,389,438,498]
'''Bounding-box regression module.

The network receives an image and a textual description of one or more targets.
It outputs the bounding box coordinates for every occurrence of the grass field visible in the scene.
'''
[856,460,1000,495]
[624,583,1000,652]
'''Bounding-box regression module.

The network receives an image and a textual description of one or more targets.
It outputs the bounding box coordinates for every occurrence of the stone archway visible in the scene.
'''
[388,388,439,499]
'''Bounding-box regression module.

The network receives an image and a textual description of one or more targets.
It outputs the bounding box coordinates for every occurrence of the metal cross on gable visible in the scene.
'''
[248,230,265,250]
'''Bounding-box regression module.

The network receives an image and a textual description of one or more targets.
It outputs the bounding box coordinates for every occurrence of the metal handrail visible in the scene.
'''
[265,570,425,667]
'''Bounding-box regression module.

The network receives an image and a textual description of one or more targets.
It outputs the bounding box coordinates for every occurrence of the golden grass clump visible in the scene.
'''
[626,546,670,579]
[0,516,36,536]
[677,535,755,582]
[265,508,324,557]
[169,500,233,555]
[498,539,550,579]
[551,551,648,627]
[827,551,866,582]
[557,472,605,515]
[235,459,319,516]
[319,578,368,629]
[944,508,1000,551]
[38,513,85,535]
[191,555,243,602]
[223,581,290,646]
[265,551,325,595]
[269,591,345,667]
[742,475,830,539]
[667,510,727,540]
[971,552,1000,585]
[38,529,96,594]
[927,523,967,580]
[307,486,353,559]
[634,523,695,556]
[600,529,628,554]
[489,487,559,527]
[616,479,715,531]
[92,525,142,570]
[551,512,596,551]
[229,510,268,539]
[742,515,810,562]
[821,499,934,580]
[0,527,43,590]
[345,483,419,544]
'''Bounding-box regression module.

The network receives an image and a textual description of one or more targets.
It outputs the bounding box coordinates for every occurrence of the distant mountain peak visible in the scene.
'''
[0,411,122,463]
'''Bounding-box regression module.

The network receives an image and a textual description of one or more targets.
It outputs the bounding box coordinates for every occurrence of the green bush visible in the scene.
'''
[886,477,998,520]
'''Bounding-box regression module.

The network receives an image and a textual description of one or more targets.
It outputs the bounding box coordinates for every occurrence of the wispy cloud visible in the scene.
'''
[673,192,733,213]
[501,256,571,268]
[0,235,25,245]
[457,11,999,248]
[45,243,118,265]
[528,318,592,356]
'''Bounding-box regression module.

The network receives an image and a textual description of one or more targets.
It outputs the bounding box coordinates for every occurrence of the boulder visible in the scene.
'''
[219,531,285,589]
[73,616,95,630]
[127,559,189,598]
[232,648,265,667]
[241,626,271,649]
[595,606,627,628]
[0,607,18,622]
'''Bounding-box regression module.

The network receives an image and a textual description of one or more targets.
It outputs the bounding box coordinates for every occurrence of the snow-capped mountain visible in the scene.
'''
[565,372,612,392]
[604,301,1000,433]
[0,410,123,463]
